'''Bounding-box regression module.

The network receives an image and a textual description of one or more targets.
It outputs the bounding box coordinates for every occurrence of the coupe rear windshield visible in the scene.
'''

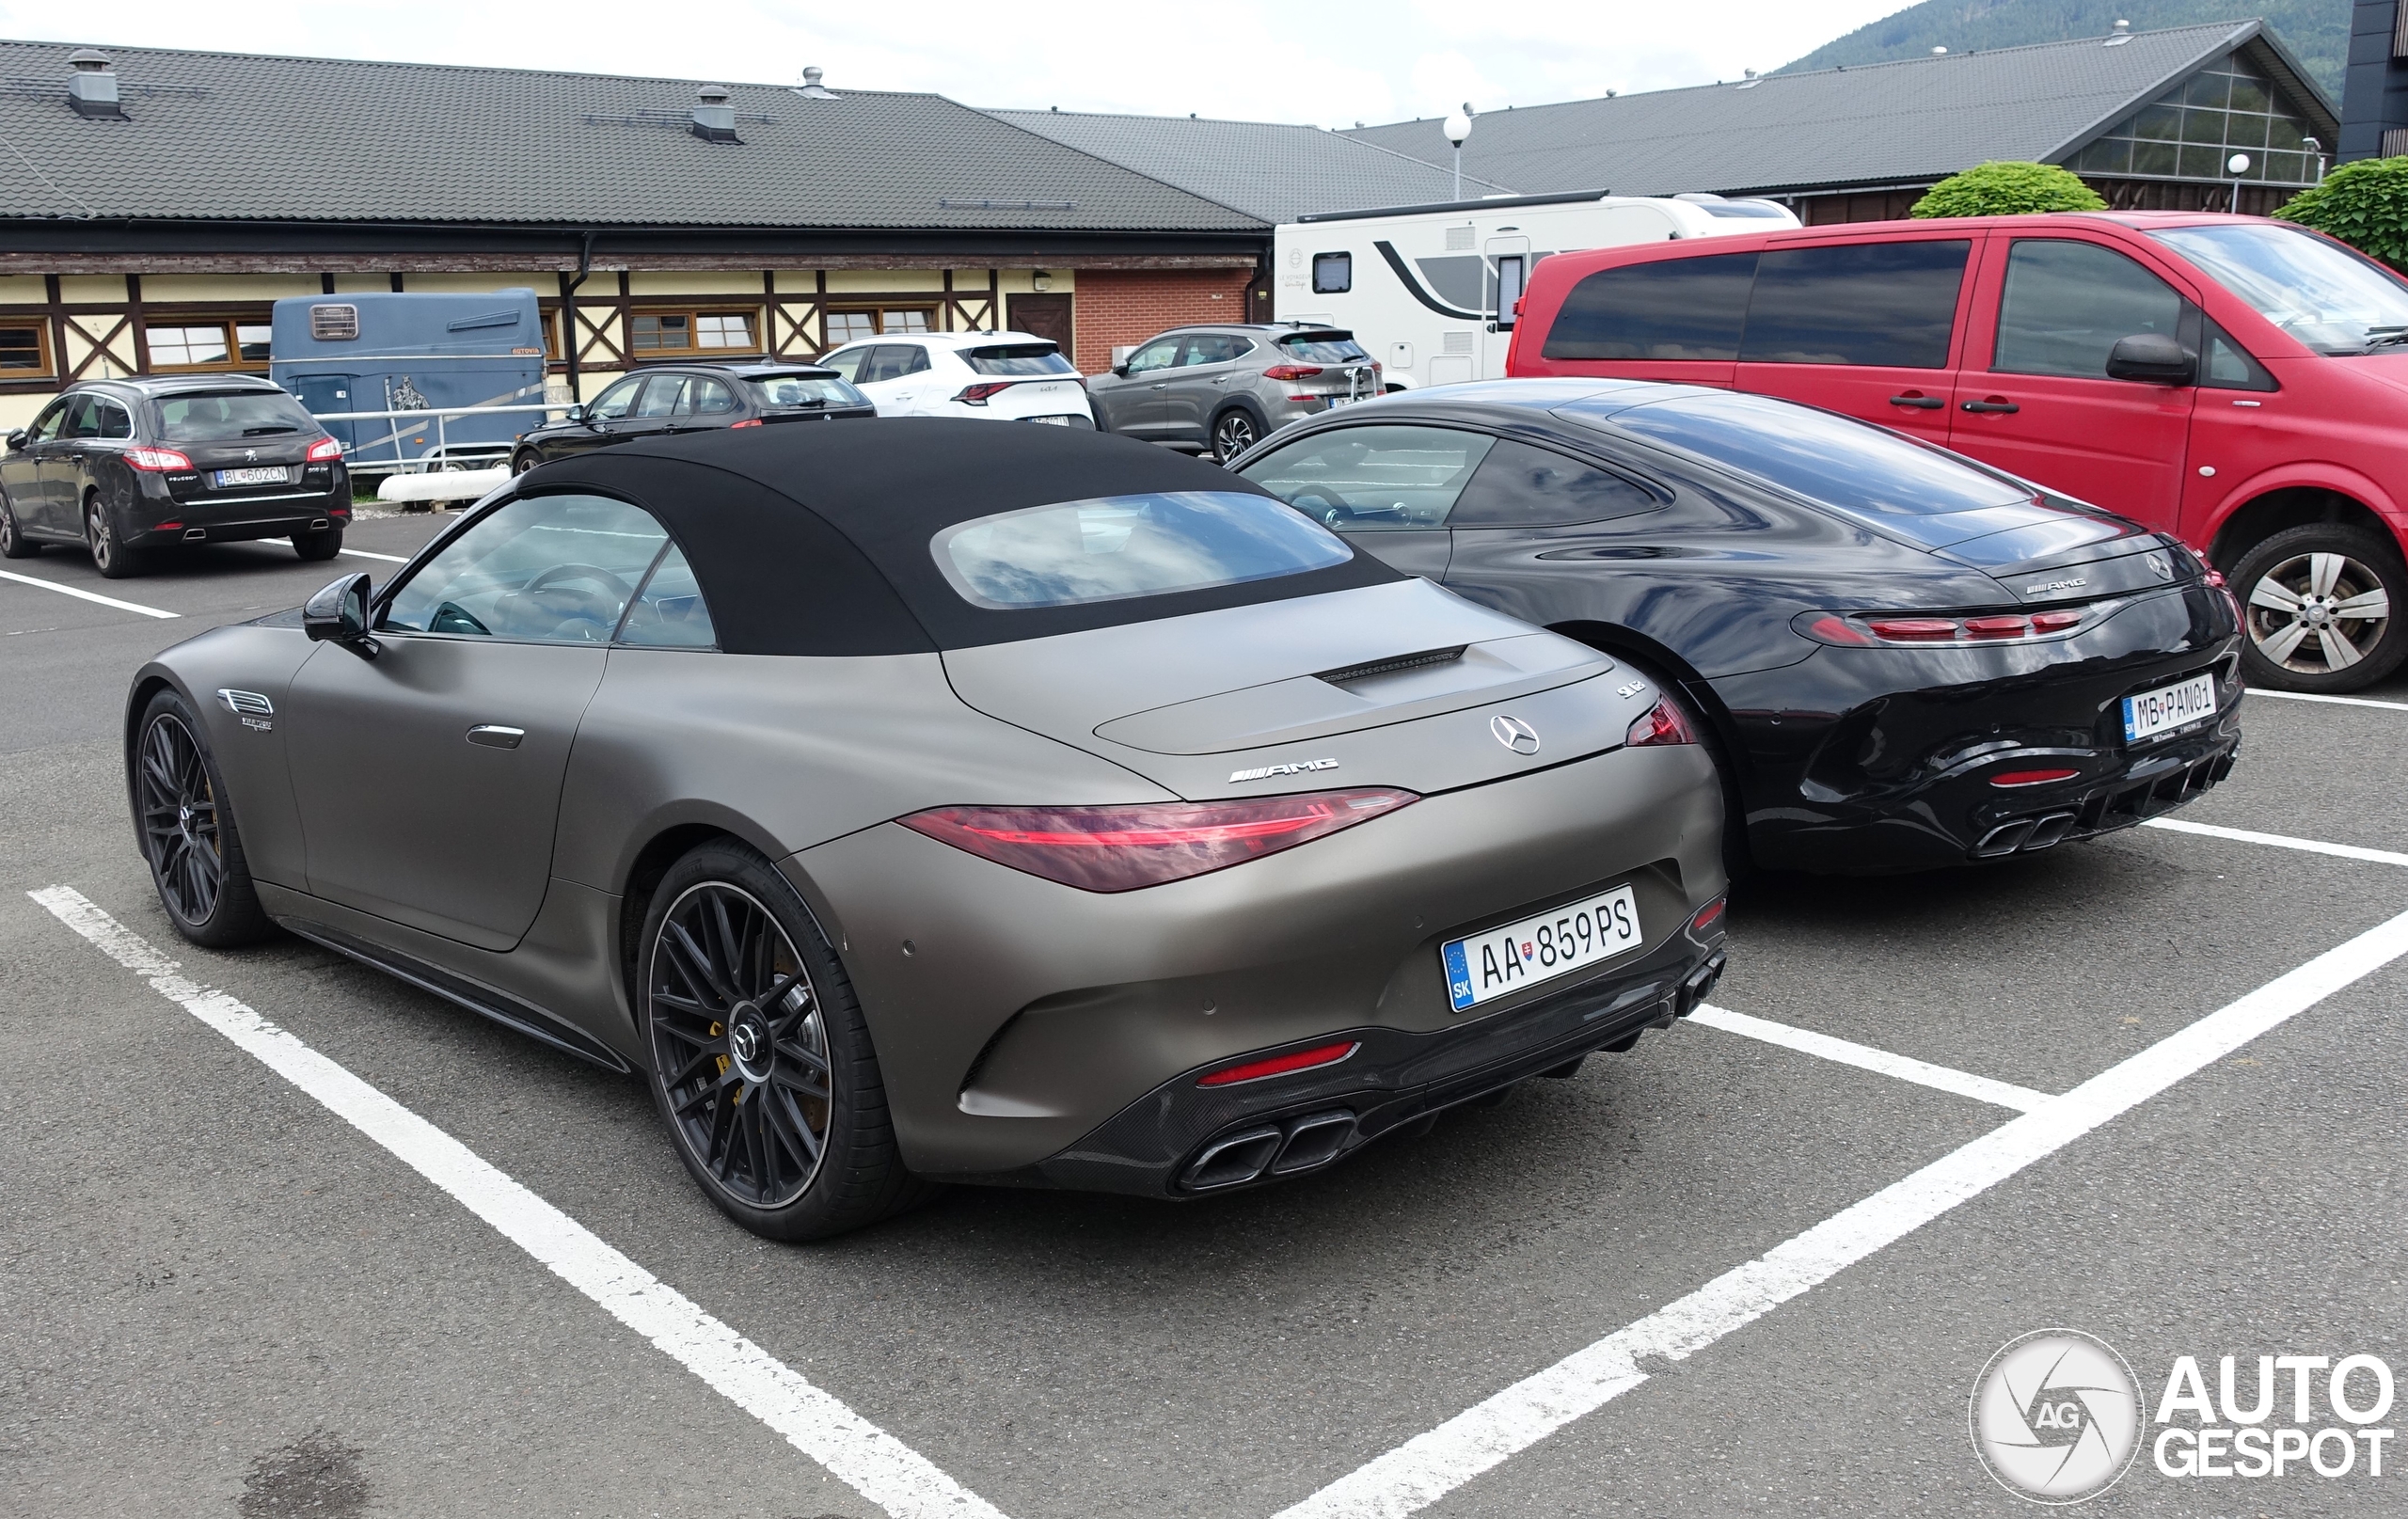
[963,344,1076,376]
[931,491,1353,609]
[745,373,868,408]
[1278,332,1370,363]
[155,390,319,442]
[1602,392,2032,517]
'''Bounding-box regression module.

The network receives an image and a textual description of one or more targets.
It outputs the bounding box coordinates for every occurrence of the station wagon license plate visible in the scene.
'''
[213,466,288,487]
[1442,884,1642,1013]
[2121,672,2218,744]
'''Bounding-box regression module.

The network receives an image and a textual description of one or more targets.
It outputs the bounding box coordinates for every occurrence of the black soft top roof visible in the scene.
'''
[516,419,1400,657]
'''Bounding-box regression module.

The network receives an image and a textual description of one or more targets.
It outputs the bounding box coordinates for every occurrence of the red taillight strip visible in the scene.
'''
[1990,767,2082,788]
[1688,895,1727,933]
[1799,607,2099,647]
[1197,1039,1359,1087]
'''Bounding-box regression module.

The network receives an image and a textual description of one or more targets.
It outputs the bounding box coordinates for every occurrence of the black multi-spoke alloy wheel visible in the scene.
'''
[1212,407,1260,464]
[134,689,273,947]
[638,841,925,1240]
[0,497,35,558]
[293,527,344,562]
[2231,524,2408,693]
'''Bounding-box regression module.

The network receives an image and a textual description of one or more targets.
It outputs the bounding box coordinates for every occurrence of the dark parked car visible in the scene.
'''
[510,362,873,472]
[1236,378,2244,875]
[1088,324,1380,462]
[0,375,349,577]
[125,421,1726,1239]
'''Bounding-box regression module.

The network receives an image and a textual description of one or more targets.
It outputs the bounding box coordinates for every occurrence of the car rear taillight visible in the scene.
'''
[1688,895,1727,933]
[1798,609,2091,646]
[1626,699,1696,748]
[304,436,343,463]
[952,381,1014,405]
[1989,767,2082,787]
[1262,363,1323,381]
[728,418,762,428]
[899,787,1417,892]
[1197,1040,1360,1087]
[124,447,194,472]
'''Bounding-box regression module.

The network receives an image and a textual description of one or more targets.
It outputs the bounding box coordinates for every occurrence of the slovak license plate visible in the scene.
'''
[2121,672,2217,743]
[214,466,287,487]
[1443,884,1642,1013]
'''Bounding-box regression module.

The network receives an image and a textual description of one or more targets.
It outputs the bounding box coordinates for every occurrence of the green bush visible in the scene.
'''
[1910,162,2107,218]
[2277,158,2408,270]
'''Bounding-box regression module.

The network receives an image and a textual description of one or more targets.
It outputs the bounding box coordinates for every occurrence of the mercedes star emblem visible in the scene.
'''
[1491,715,1541,754]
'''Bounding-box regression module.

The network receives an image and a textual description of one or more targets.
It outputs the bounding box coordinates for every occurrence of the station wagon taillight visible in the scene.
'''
[900,788,1417,892]
[124,447,194,472]
[305,436,343,462]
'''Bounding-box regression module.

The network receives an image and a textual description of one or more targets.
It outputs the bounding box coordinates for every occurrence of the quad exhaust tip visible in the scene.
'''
[1181,1109,1358,1191]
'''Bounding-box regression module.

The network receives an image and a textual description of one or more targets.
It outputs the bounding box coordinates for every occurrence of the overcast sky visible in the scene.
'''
[0,1,1918,127]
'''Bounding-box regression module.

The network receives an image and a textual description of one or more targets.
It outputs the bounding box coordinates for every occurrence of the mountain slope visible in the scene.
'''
[1780,1,2345,102]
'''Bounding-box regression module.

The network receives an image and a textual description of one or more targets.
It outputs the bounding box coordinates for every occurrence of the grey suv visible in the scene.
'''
[1088,324,1379,462]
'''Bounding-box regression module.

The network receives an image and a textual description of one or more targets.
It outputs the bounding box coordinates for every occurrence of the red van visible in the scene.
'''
[1509,213,2408,692]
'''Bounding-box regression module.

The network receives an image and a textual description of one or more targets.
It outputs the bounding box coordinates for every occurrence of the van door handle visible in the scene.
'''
[467,724,525,750]
[1888,394,1945,410]
[1961,398,2020,414]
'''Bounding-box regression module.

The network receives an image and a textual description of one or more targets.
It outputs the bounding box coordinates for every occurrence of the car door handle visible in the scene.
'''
[1150,383,1170,390]
[1889,394,1945,410]
[1961,398,2020,414]
[466,724,525,750]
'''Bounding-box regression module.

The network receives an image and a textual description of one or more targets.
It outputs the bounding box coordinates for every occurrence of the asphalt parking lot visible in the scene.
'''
[5,515,2404,1516]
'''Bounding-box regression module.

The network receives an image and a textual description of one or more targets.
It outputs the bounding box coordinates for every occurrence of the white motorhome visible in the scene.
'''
[1275,191,1799,388]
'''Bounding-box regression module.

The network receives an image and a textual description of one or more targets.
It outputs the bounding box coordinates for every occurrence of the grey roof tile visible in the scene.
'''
[0,40,1261,230]
[1343,22,2337,198]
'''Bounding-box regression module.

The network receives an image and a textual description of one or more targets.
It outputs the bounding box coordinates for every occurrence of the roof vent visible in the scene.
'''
[66,48,124,119]
[2106,18,2132,45]
[794,66,839,100]
[691,85,739,142]
[1931,45,1948,55]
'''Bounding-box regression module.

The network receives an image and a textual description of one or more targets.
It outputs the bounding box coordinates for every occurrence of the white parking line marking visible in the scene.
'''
[0,568,179,619]
[2246,688,2408,712]
[341,547,410,562]
[1273,907,2408,1519]
[2144,816,2408,868]
[27,886,1007,1519]
[1687,1005,2051,1112]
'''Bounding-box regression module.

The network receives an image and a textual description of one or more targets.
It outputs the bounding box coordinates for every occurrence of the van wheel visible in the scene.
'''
[1212,408,1261,464]
[2230,525,2408,692]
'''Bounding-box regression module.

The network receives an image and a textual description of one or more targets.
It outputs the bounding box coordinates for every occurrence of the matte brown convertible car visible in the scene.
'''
[126,422,1728,1238]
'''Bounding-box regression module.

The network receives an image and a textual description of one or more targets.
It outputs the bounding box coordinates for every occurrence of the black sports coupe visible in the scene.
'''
[510,361,874,473]
[1237,378,2244,875]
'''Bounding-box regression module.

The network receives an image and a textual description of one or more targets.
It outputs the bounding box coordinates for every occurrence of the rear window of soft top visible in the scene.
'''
[931,491,1354,609]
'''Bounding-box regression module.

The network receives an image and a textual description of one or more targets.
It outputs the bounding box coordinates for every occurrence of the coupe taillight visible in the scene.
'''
[728,418,762,428]
[952,381,1014,405]
[899,788,1417,892]
[1799,609,2091,646]
[124,447,194,472]
[1261,363,1323,381]
[1626,699,1696,748]
[304,436,343,463]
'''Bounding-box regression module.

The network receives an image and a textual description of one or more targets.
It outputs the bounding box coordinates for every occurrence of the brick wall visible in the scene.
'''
[1069,269,1256,374]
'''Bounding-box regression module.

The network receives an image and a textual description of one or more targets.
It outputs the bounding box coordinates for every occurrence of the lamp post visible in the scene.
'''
[1444,104,1473,200]
[2304,134,2326,183]
[2226,151,2252,214]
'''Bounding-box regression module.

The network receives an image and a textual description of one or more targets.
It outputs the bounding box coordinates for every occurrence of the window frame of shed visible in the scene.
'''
[0,319,55,379]
[143,316,274,373]
[626,306,767,357]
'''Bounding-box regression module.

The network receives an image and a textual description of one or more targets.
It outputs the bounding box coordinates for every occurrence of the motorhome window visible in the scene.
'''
[0,324,52,375]
[1542,253,1758,361]
[1312,252,1353,293]
[1238,424,1497,531]
[1494,256,1526,327]
[630,309,760,355]
[1275,332,1370,363]
[963,344,1076,376]
[308,304,359,341]
[154,390,318,442]
[1739,241,1969,369]
[1993,241,2183,378]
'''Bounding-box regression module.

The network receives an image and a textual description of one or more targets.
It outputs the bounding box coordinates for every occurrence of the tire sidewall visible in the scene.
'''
[634,841,896,1240]
[135,688,271,946]
[293,528,345,562]
[2231,525,2408,692]
[1212,406,1262,464]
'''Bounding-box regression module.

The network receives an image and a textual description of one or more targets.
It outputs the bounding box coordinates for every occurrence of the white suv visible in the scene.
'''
[815,331,1095,427]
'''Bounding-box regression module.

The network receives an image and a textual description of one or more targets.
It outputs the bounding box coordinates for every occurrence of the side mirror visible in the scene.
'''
[2105,333,2194,385]
[304,572,377,657]
[1111,364,1130,378]
[563,403,588,424]
[5,430,23,451]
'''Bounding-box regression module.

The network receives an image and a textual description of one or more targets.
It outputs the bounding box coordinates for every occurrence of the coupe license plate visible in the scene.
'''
[213,466,287,487]
[2121,672,2217,743]
[1442,884,1642,1013]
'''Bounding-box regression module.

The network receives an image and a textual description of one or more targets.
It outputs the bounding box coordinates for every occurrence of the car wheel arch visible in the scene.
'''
[2206,483,2400,573]
[1548,619,1755,875]
[611,817,849,1024]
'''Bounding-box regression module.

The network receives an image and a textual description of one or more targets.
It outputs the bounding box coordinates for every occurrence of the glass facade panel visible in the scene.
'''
[2064,52,2321,185]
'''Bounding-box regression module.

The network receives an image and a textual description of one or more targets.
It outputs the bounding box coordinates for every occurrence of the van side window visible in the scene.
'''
[1740,241,1970,369]
[1541,253,1758,361]
[1993,241,2185,379]
[2201,321,2278,392]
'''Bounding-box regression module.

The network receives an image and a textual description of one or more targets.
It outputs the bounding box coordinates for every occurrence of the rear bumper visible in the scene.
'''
[133,467,350,544]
